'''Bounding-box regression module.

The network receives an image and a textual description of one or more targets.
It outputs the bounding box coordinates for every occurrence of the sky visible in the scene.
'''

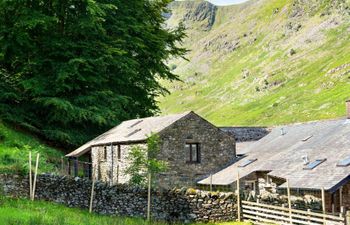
[206,0,250,6]
[175,0,250,6]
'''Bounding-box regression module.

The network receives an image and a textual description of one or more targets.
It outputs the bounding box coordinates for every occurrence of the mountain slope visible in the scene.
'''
[160,0,350,126]
[0,122,63,174]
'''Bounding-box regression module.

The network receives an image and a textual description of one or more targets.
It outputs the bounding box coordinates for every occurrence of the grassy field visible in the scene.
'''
[0,122,64,175]
[160,0,350,126]
[0,197,251,225]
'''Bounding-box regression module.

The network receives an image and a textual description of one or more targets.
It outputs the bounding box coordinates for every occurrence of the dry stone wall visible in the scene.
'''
[0,174,237,223]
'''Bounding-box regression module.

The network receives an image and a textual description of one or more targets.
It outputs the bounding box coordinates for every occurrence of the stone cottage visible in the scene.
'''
[199,101,350,213]
[66,111,236,188]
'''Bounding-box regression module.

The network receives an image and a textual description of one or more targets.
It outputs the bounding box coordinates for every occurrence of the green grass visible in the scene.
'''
[160,0,350,126]
[0,197,251,225]
[0,122,64,175]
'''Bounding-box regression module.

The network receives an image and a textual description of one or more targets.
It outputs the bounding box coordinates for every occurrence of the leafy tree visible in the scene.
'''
[126,134,167,186]
[0,0,186,147]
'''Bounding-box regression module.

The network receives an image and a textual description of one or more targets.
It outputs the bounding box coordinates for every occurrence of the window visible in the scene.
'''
[186,143,200,163]
[103,146,107,161]
[238,158,257,167]
[303,159,326,170]
[117,145,121,160]
[337,156,350,167]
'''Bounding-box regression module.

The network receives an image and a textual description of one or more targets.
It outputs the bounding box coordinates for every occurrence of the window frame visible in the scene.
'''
[102,146,107,161]
[117,145,121,160]
[186,142,201,164]
[303,158,326,170]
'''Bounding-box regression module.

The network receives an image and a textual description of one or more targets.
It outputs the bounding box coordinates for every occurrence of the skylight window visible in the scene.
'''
[302,135,313,142]
[125,128,142,138]
[238,159,257,167]
[303,159,326,170]
[128,120,143,128]
[337,156,350,167]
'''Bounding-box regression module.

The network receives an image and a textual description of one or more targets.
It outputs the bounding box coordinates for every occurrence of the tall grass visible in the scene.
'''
[0,122,64,175]
[0,197,251,225]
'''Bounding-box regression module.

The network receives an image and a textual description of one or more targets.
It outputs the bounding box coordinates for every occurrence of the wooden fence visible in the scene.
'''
[241,200,345,225]
[60,157,92,179]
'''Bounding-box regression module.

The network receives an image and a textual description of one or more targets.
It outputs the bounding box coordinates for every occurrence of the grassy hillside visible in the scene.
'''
[0,197,250,225]
[160,0,350,126]
[0,122,63,175]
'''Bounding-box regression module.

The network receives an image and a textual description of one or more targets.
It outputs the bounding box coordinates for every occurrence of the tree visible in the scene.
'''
[126,134,167,221]
[0,0,186,147]
[125,134,167,186]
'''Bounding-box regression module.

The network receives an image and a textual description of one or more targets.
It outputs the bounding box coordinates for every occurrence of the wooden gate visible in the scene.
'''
[242,200,345,225]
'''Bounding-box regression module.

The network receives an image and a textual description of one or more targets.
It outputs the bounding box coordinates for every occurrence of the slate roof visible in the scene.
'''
[66,111,192,157]
[220,127,270,142]
[198,118,350,192]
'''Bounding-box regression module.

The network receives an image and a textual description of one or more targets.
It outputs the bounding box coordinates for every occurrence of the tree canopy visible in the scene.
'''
[0,0,186,147]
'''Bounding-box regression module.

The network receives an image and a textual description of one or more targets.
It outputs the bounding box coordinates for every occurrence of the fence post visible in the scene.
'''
[236,171,241,222]
[89,168,96,213]
[340,186,344,208]
[29,151,32,199]
[321,187,326,225]
[307,209,311,224]
[32,153,40,201]
[341,206,345,218]
[147,172,151,222]
[346,211,350,225]
[287,179,292,224]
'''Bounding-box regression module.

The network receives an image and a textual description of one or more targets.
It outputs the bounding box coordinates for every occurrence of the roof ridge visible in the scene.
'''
[123,111,192,122]
[270,116,347,128]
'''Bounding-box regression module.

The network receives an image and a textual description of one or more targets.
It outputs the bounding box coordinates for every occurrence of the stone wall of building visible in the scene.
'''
[91,144,146,185]
[0,174,237,223]
[91,112,236,189]
[157,113,236,189]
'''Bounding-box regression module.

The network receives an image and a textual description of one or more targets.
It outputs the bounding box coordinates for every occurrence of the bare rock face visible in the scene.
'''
[168,1,217,31]
[183,1,217,30]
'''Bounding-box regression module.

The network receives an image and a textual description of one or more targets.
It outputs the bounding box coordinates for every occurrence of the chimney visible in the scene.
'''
[347,100,350,119]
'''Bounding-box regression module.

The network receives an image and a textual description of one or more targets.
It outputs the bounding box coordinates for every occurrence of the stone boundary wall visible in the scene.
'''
[0,174,237,223]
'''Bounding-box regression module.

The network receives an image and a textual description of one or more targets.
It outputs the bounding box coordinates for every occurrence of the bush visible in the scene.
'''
[0,154,16,165]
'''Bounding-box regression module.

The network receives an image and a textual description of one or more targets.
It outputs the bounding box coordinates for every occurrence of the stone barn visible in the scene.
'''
[66,111,236,188]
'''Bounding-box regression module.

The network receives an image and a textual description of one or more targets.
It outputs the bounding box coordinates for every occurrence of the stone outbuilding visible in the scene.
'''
[199,101,350,213]
[66,111,236,188]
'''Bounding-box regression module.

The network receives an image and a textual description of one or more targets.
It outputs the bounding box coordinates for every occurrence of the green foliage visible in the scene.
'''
[0,197,250,225]
[126,134,167,186]
[0,0,186,147]
[0,122,63,174]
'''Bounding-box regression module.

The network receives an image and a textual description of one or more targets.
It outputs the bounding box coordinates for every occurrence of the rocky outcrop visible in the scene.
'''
[0,174,237,223]
[183,1,217,30]
[168,1,217,31]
